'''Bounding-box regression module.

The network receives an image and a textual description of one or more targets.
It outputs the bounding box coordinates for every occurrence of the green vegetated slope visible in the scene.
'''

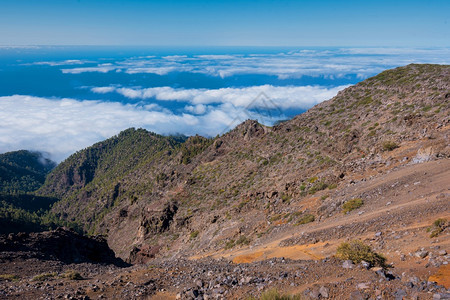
[0,150,56,194]
[37,128,211,236]
[39,64,449,259]
[0,193,61,234]
[0,150,59,233]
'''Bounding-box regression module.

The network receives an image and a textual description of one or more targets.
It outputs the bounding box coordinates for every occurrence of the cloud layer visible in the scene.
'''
[91,84,349,110]
[3,47,449,162]
[60,48,450,79]
[0,87,342,161]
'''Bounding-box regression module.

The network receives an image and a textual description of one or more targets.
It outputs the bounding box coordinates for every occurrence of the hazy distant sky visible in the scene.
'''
[0,0,449,46]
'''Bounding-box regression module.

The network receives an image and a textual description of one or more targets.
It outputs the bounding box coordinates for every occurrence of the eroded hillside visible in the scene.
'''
[36,64,449,262]
[1,64,449,299]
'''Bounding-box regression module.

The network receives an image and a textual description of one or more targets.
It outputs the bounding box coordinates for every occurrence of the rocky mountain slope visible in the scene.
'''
[1,64,448,299]
[36,64,449,262]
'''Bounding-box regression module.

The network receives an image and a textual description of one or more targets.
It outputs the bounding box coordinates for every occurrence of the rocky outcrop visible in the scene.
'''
[0,227,128,266]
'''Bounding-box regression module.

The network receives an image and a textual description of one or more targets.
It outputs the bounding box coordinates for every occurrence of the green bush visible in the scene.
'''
[309,182,328,195]
[224,239,235,250]
[336,240,386,267]
[328,183,337,190]
[32,272,57,281]
[427,218,447,238]
[308,176,318,183]
[295,214,315,226]
[281,193,291,203]
[236,236,250,246]
[342,198,363,213]
[61,270,83,280]
[382,141,399,151]
[0,274,19,281]
[270,214,283,222]
[190,230,199,239]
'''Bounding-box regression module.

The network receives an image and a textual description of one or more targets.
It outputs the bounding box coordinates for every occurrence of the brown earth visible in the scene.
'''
[0,154,448,299]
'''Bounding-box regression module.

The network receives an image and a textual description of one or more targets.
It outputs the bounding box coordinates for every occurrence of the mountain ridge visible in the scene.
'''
[33,63,450,261]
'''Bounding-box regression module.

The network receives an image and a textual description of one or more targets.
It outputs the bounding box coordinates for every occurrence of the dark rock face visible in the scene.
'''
[128,244,161,264]
[140,201,178,235]
[0,227,128,267]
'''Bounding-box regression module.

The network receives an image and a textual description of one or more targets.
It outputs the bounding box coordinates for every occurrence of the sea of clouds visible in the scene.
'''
[0,84,345,161]
[1,47,449,162]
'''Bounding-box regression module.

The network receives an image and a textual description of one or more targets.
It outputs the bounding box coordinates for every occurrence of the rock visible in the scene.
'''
[195,279,203,288]
[375,232,382,237]
[415,251,429,259]
[357,283,369,289]
[438,250,447,256]
[342,260,354,269]
[360,261,371,269]
[187,289,199,298]
[349,290,364,300]
[319,286,329,298]
[0,227,127,266]
[375,269,395,281]
[394,289,407,300]
[309,288,320,299]
[432,293,450,300]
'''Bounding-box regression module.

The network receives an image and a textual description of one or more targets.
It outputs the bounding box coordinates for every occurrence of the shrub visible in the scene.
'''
[32,272,57,281]
[238,200,249,209]
[336,240,386,267]
[236,236,250,246]
[61,270,83,280]
[342,198,363,213]
[295,214,315,226]
[270,214,283,222]
[309,182,328,195]
[281,193,291,203]
[308,176,318,183]
[427,218,448,238]
[190,230,199,239]
[224,239,235,250]
[328,183,337,190]
[382,141,399,151]
[0,274,19,281]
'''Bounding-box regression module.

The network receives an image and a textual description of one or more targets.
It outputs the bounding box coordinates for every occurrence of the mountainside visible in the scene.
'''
[36,64,450,262]
[0,150,59,233]
[1,64,449,299]
[0,150,56,194]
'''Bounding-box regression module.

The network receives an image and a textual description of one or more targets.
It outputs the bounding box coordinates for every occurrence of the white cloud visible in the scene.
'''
[59,48,450,79]
[0,95,295,162]
[61,64,116,74]
[92,84,349,110]
[26,59,93,66]
[185,104,207,114]
[91,86,116,94]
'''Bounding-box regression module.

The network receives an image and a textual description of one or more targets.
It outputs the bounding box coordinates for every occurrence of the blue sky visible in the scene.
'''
[0,0,449,46]
[0,0,449,161]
